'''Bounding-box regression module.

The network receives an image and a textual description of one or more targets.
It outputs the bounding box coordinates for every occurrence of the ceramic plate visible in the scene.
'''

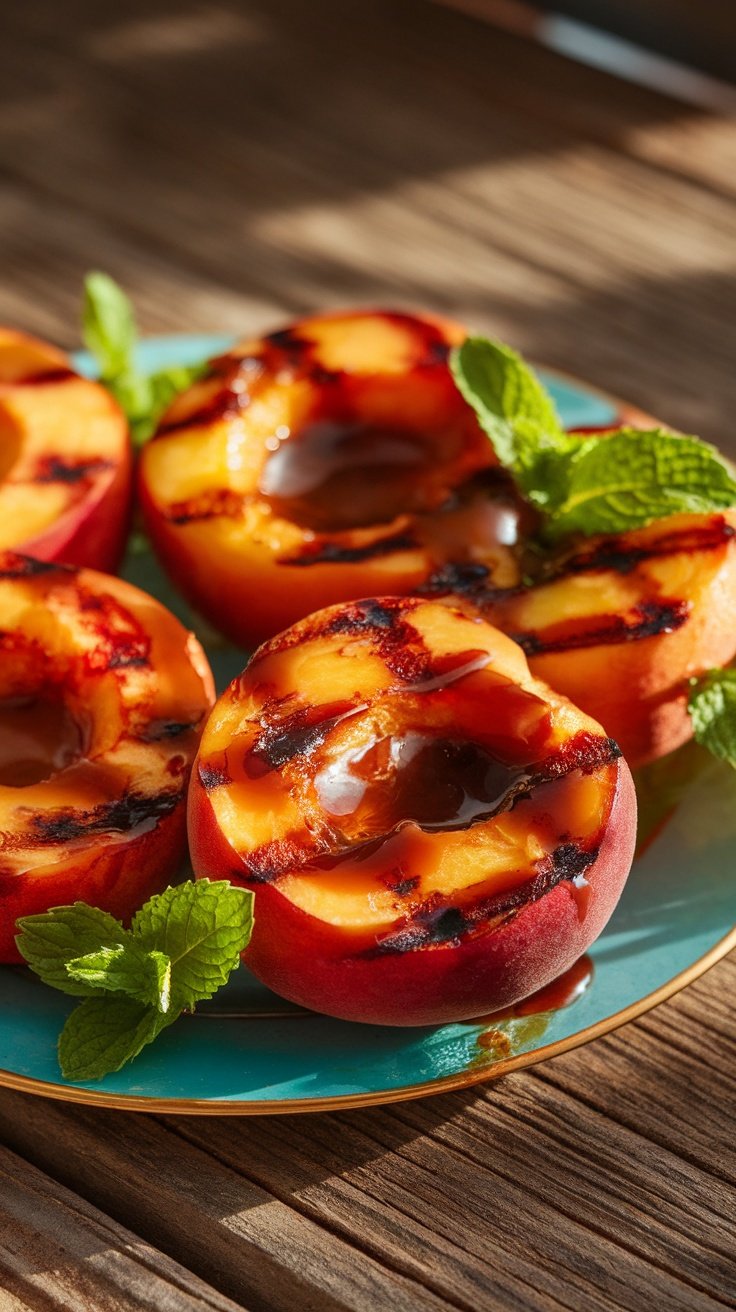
[0,335,733,1114]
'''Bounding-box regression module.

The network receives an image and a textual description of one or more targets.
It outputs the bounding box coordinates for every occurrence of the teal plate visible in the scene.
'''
[0,334,733,1114]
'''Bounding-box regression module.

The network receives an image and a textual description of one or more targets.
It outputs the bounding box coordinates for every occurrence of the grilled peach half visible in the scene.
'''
[138,309,529,649]
[188,596,636,1026]
[0,553,214,962]
[0,329,131,570]
[481,511,736,766]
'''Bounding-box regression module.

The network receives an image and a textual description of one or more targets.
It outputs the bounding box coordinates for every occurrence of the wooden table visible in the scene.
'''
[1,2,735,1307]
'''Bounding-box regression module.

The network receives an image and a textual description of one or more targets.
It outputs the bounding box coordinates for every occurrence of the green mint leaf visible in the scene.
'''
[65,945,173,1013]
[450,336,572,507]
[688,668,736,768]
[15,904,126,997]
[58,995,174,1082]
[82,271,209,447]
[452,336,736,538]
[18,880,254,1081]
[547,428,736,540]
[83,271,137,380]
[131,879,254,1009]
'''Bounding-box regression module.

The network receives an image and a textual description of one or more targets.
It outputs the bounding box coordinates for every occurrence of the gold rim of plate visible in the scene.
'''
[0,924,733,1115]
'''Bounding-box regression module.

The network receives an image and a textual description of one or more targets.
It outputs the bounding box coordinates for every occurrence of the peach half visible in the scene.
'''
[479,510,736,766]
[0,329,132,570]
[138,309,527,649]
[188,596,636,1026]
[0,552,214,962]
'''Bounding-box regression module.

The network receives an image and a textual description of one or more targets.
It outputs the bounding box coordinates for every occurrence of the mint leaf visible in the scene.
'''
[450,336,573,508]
[131,879,254,1009]
[58,995,174,1082]
[82,272,208,446]
[451,335,736,537]
[548,428,736,540]
[66,944,173,1013]
[15,904,126,997]
[688,668,736,768]
[17,879,254,1080]
[83,271,137,379]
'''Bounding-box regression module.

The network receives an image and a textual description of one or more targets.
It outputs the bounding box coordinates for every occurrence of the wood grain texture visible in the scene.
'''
[0,1,735,1309]
[0,1144,245,1311]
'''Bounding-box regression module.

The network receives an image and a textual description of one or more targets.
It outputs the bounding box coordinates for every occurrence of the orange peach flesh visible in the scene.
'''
[189,597,636,1024]
[0,329,131,570]
[0,553,214,962]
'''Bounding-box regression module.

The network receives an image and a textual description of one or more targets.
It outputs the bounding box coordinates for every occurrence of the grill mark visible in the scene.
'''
[239,836,322,885]
[250,596,420,665]
[27,789,183,844]
[77,589,152,673]
[14,367,76,386]
[281,531,417,566]
[419,561,492,596]
[243,699,356,777]
[326,600,402,634]
[198,760,232,791]
[30,456,115,485]
[547,517,736,580]
[512,600,690,657]
[0,553,69,580]
[165,488,247,525]
[368,841,600,955]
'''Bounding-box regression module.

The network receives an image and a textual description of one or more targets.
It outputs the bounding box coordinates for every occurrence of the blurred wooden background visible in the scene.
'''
[1,2,735,1308]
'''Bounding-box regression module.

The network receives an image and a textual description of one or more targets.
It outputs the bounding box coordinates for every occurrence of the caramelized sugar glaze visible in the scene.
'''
[0,553,214,961]
[140,310,736,765]
[189,598,636,1024]
[0,329,131,571]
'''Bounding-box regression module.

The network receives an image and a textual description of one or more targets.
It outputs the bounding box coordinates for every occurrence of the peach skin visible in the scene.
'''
[188,596,636,1025]
[0,329,132,571]
[0,552,214,962]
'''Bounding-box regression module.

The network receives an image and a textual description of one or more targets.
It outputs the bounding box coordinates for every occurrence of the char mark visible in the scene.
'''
[368,841,600,956]
[553,519,736,578]
[282,531,416,566]
[0,554,68,580]
[244,699,356,776]
[32,456,114,484]
[29,789,182,843]
[239,836,320,885]
[326,599,403,635]
[166,488,246,525]
[198,760,232,791]
[419,561,492,597]
[512,600,690,656]
[18,367,76,386]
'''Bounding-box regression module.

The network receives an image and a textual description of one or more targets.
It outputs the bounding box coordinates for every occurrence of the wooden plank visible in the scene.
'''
[0,1144,245,1311]
[0,1093,451,1312]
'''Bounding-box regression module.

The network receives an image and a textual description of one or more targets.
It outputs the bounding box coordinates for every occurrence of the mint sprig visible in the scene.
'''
[15,880,254,1082]
[82,272,209,446]
[688,669,736,769]
[451,337,736,539]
